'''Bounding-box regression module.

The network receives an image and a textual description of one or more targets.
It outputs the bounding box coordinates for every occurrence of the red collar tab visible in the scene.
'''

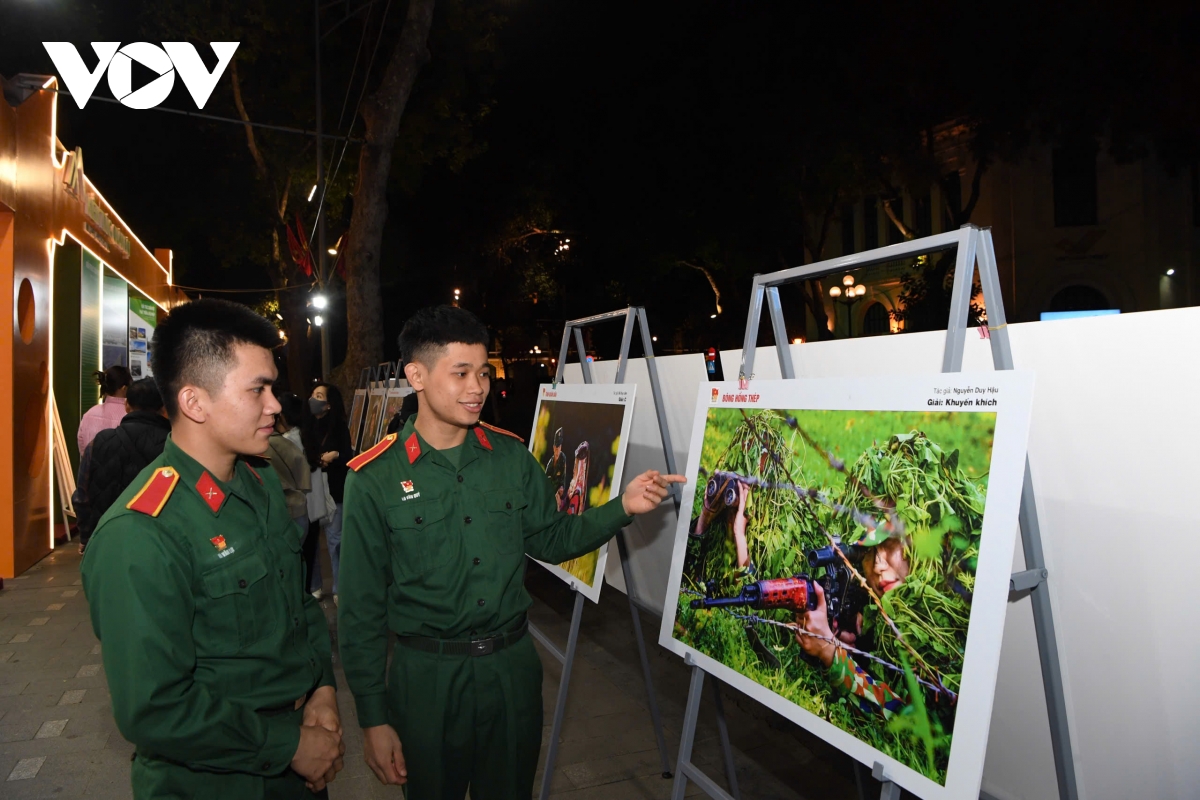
[406,432,421,464]
[473,426,493,451]
[196,472,226,514]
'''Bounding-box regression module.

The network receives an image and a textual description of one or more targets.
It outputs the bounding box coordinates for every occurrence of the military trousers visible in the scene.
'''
[130,708,326,800]
[387,633,544,799]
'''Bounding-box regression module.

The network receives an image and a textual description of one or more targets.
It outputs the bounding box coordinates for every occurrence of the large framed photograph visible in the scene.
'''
[658,373,1034,800]
[360,385,388,450]
[349,388,368,453]
[381,384,413,434]
[528,383,637,603]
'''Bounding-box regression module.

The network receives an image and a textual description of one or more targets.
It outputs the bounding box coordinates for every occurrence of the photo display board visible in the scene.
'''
[361,386,388,450]
[349,388,368,452]
[528,383,637,603]
[659,372,1034,800]
[382,385,414,432]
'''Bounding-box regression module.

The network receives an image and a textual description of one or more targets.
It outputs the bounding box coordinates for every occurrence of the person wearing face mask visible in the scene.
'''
[301,383,353,603]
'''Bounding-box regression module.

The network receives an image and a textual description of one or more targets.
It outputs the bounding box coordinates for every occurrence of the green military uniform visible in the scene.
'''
[338,418,632,799]
[81,436,336,799]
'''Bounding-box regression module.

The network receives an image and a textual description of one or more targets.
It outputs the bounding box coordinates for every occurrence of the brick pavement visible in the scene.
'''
[0,543,860,799]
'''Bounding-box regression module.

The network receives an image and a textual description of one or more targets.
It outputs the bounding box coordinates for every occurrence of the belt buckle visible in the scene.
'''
[469,637,495,657]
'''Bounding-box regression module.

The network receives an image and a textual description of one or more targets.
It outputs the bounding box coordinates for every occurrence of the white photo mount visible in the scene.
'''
[528,381,637,603]
[659,372,1035,800]
[666,226,1078,800]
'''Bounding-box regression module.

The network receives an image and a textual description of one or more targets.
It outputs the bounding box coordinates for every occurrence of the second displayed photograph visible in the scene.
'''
[528,383,637,602]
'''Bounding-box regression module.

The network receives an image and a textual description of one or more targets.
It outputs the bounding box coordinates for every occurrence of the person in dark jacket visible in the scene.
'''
[76,378,170,552]
[302,382,353,603]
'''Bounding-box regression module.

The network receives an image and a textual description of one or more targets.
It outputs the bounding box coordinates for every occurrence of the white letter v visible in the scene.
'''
[42,43,121,109]
[162,42,239,110]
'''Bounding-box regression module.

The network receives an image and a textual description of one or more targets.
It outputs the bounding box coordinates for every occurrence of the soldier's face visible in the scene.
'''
[408,343,491,427]
[862,538,910,595]
[205,344,281,456]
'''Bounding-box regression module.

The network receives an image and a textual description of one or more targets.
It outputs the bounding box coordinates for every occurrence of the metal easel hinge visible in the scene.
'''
[1009,568,1047,593]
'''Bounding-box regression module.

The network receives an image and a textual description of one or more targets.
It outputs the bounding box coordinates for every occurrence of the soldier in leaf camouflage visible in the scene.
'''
[81,299,345,799]
[337,305,683,799]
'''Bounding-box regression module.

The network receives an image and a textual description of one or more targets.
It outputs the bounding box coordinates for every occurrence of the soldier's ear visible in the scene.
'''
[404,360,423,391]
[176,385,208,425]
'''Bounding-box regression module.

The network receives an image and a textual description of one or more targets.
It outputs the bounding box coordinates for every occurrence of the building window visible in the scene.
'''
[1053,143,1098,227]
[863,196,878,250]
[861,302,890,336]
[841,204,856,255]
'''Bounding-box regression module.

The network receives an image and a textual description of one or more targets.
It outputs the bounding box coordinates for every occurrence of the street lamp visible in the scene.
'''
[829,275,867,336]
[312,294,328,310]
[313,315,324,327]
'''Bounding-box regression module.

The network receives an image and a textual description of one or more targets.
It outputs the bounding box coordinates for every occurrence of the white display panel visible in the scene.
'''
[527,382,637,603]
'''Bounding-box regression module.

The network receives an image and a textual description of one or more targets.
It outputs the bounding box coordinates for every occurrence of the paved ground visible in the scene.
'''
[0,542,865,799]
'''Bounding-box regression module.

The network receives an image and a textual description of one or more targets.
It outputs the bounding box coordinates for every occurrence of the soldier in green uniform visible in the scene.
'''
[338,306,682,799]
[543,427,567,510]
[81,299,345,799]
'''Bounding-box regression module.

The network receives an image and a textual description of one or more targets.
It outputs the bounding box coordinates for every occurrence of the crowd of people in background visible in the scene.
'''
[71,366,357,601]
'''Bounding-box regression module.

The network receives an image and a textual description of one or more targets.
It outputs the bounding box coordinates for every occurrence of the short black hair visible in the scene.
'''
[151,299,280,419]
[398,305,490,367]
[126,378,164,412]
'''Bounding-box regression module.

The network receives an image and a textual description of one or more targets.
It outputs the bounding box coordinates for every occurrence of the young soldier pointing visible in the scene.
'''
[338,306,683,799]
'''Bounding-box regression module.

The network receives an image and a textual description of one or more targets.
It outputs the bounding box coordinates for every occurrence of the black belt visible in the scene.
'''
[397,618,528,657]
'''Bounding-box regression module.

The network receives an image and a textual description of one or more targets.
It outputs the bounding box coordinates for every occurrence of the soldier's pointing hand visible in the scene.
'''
[621,470,687,515]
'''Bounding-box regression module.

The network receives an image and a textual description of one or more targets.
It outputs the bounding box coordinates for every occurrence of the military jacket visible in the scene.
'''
[81,436,335,778]
[338,419,633,728]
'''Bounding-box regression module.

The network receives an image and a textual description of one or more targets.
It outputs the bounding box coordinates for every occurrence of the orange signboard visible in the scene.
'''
[0,75,184,577]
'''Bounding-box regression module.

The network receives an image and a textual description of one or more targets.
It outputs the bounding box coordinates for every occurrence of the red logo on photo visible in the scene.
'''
[711,388,719,402]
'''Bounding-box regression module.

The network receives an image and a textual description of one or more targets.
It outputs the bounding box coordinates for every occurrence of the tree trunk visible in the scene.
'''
[336,0,437,400]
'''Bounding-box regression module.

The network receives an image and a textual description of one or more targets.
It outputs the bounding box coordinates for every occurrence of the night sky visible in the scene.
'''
[2,0,1197,371]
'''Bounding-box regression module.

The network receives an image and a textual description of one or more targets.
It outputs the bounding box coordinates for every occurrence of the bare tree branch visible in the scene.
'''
[678,260,723,316]
[229,59,267,180]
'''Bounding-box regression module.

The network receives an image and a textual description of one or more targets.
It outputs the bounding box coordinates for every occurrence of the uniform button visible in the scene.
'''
[464,516,472,524]
[262,761,271,770]
[473,557,481,566]
[457,475,464,483]
[477,598,485,607]
[279,569,285,578]
[293,617,299,627]
[415,516,423,524]
[505,502,512,510]
[238,579,247,589]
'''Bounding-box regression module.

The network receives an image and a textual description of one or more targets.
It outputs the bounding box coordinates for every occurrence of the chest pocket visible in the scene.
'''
[198,555,271,654]
[485,489,527,554]
[385,499,452,579]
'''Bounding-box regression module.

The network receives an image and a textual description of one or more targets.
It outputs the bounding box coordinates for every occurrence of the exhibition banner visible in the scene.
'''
[659,372,1034,800]
[128,295,157,378]
[528,383,637,603]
